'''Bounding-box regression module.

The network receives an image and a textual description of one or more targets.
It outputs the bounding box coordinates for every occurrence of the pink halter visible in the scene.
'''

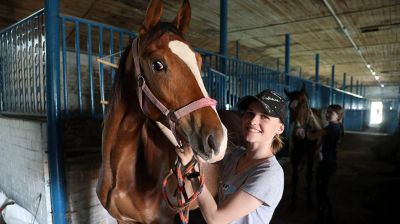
[131,38,217,147]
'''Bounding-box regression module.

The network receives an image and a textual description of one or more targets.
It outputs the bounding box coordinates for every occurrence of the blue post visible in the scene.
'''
[314,53,320,108]
[356,80,359,95]
[277,58,280,72]
[45,0,67,223]
[350,76,354,109]
[350,76,353,93]
[315,54,319,83]
[342,73,346,90]
[330,65,335,104]
[235,40,239,59]
[342,73,346,108]
[219,0,228,73]
[285,33,290,86]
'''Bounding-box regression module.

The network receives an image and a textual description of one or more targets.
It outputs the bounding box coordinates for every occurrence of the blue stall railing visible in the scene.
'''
[59,14,135,119]
[0,11,375,131]
[0,9,46,116]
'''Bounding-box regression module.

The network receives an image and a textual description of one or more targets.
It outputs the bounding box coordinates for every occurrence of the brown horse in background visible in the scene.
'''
[285,85,324,211]
[96,0,229,223]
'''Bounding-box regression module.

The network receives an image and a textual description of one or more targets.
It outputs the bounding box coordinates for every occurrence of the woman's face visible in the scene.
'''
[241,101,284,144]
[326,108,339,122]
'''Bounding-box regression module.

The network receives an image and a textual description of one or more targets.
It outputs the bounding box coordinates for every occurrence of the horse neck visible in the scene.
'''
[308,108,323,130]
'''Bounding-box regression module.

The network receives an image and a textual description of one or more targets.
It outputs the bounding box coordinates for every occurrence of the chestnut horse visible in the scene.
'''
[284,85,323,211]
[96,0,229,223]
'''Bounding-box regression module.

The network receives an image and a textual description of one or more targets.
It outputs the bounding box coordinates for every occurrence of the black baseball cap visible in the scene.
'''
[237,89,287,124]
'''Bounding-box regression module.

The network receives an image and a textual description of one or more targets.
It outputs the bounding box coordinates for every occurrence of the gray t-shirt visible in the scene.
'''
[218,147,284,224]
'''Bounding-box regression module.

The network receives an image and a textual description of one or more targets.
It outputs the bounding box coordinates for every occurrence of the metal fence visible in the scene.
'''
[0,9,46,116]
[59,14,135,118]
[0,10,375,132]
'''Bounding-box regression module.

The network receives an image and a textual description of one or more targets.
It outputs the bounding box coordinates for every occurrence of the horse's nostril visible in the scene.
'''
[207,134,216,151]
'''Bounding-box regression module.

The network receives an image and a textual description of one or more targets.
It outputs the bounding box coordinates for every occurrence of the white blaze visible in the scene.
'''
[168,40,228,162]
[168,40,208,97]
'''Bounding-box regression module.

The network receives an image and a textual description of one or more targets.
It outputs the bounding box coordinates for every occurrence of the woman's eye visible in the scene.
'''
[152,61,167,72]
[261,114,271,120]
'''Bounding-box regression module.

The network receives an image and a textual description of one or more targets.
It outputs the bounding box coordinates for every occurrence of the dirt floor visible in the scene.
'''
[271,132,400,224]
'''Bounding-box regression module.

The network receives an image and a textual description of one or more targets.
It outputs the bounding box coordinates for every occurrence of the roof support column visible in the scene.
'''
[219,0,228,73]
[285,33,290,86]
[330,65,335,104]
[45,0,67,223]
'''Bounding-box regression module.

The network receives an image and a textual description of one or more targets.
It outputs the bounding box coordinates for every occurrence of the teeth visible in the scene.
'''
[247,127,261,133]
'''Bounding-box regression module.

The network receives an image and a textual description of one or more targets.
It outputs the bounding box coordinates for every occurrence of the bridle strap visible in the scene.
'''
[131,38,217,146]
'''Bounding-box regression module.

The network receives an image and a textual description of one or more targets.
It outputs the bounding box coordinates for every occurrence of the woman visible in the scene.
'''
[178,89,287,224]
[308,104,344,224]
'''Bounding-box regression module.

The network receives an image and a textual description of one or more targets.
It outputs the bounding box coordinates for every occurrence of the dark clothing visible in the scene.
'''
[316,122,342,224]
[321,122,342,163]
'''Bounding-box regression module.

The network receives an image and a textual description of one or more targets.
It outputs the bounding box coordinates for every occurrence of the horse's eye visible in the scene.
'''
[152,61,167,72]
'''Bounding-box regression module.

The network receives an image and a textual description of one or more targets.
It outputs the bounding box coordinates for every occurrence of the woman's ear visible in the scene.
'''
[276,123,285,135]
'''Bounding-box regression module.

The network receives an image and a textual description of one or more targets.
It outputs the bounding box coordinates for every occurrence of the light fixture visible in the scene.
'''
[374,76,379,80]
[372,71,376,75]
[381,84,384,87]
[367,64,371,68]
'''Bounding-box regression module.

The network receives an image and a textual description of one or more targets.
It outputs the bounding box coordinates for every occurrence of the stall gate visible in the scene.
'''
[0,8,377,224]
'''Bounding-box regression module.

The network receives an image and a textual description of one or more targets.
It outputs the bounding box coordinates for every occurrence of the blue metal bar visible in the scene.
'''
[87,24,94,116]
[235,40,239,59]
[75,21,82,113]
[315,53,319,83]
[276,58,279,72]
[118,31,123,57]
[60,14,131,35]
[330,65,335,104]
[99,27,105,115]
[61,17,68,116]
[44,0,67,223]
[219,0,228,73]
[350,76,353,93]
[356,80,359,96]
[109,30,115,82]
[285,33,290,86]
[342,73,346,108]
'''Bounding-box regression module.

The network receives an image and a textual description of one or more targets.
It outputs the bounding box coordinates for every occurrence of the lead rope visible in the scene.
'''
[162,157,205,224]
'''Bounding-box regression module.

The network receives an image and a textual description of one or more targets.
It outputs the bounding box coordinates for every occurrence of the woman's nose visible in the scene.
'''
[250,115,260,124]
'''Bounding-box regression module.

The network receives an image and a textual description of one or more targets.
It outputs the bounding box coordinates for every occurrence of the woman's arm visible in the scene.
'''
[191,178,263,224]
[177,147,264,223]
[307,129,326,140]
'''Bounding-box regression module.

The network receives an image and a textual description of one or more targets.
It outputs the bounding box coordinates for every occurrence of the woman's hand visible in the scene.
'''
[175,144,194,166]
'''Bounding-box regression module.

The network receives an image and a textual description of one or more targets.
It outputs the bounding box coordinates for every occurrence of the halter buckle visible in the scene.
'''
[137,75,145,87]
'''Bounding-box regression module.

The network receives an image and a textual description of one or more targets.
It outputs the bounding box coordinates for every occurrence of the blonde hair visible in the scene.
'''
[271,133,284,155]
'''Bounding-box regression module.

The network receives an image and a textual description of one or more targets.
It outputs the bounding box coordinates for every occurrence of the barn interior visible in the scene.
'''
[0,0,399,224]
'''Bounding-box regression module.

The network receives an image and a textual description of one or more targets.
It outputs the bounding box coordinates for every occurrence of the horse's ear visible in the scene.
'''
[172,0,191,33]
[284,88,291,97]
[139,0,164,35]
[300,83,306,93]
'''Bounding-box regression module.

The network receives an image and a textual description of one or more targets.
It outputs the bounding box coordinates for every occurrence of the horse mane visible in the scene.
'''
[105,22,185,122]
[104,43,132,122]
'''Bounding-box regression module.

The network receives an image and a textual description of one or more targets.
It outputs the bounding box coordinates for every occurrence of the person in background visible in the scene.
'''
[308,104,344,224]
[177,89,287,224]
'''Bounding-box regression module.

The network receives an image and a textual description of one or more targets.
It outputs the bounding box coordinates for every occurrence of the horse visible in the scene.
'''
[284,85,324,211]
[96,0,230,223]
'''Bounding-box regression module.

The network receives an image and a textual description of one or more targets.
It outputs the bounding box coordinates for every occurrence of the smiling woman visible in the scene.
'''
[177,89,287,224]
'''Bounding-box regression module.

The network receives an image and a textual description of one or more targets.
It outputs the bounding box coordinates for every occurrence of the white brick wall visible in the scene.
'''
[0,117,50,224]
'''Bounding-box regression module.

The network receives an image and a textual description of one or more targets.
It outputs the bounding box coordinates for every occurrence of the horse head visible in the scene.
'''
[284,84,310,127]
[98,1,227,222]
[121,0,227,162]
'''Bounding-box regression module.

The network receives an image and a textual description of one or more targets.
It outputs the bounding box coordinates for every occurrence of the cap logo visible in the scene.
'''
[262,96,280,102]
